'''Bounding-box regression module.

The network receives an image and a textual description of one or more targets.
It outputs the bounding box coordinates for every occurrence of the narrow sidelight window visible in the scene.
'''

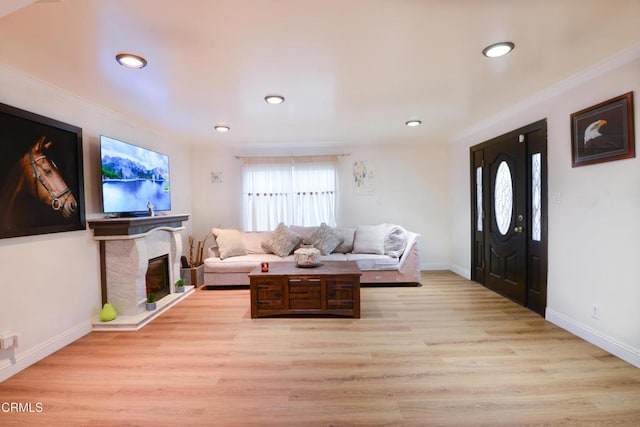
[476,166,483,231]
[532,153,542,241]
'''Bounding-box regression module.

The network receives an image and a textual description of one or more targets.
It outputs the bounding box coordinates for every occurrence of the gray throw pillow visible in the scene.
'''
[261,223,302,257]
[333,227,356,253]
[308,223,344,255]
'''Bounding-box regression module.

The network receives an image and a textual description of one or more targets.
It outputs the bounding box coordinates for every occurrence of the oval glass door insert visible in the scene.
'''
[494,161,513,235]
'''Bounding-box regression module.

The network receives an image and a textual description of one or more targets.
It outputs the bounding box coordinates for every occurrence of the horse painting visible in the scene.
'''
[0,136,79,231]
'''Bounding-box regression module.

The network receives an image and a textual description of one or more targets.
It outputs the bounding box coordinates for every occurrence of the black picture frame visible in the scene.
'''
[571,92,635,167]
[0,103,86,239]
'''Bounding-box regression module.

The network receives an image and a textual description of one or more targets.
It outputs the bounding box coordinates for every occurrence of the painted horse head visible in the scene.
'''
[28,136,78,219]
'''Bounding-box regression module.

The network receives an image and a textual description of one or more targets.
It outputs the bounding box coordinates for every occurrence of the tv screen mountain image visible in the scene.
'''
[100,135,171,214]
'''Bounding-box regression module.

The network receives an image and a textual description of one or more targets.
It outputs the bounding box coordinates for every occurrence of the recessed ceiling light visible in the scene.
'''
[482,42,515,58]
[214,125,230,132]
[405,120,422,127]
[115,53,147,69]
[264,95,285,104]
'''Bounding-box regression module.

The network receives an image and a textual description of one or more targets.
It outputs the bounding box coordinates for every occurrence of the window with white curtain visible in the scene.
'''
[242,155,337,231]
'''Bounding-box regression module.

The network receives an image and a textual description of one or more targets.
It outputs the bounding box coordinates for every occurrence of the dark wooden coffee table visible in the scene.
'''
[249,261,361,318]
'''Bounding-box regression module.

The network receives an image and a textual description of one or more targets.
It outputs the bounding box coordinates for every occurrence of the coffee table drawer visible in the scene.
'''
[327,279,354,309]
[288,278,321,309]
[255,278,285,309]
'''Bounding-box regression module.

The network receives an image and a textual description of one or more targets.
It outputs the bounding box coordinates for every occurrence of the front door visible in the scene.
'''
[485,135,527,304]
[471,120,547,315]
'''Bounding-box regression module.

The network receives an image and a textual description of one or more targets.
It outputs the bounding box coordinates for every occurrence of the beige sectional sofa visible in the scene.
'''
[203,223,421,287]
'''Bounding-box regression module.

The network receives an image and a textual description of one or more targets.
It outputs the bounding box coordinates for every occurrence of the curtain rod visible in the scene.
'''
[234,153,351,160]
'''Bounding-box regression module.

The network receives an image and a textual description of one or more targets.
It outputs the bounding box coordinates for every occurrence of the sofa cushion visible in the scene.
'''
[384,224,408,258]
[261,223,303,257]
[319,253,348,262]
[307,223,344,255]
[289,225,318,243]
[352,224,386,254]
[212,228,247,260]
[242,231,273,254]
[346,253,400,271]
[204,254,292,273]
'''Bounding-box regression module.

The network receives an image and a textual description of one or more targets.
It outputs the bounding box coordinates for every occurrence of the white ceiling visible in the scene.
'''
[1,0,640,149]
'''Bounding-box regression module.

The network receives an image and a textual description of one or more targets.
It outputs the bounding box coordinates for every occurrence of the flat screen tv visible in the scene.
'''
[100,135,171,216]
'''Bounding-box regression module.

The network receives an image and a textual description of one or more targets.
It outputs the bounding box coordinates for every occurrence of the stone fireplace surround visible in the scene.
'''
[88,214,192,330]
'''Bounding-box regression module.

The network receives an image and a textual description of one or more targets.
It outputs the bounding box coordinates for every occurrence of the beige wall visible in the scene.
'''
[0,64,193,381]
[448,45,640,366]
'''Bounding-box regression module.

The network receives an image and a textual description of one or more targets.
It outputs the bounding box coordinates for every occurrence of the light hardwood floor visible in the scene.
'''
[1,271,639,426]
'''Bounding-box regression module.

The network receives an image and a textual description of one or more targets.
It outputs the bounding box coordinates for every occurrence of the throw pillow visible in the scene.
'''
[261,223,302,257]
[242,231,272,254]
[384,224,408,258]
[333,227,356,253]
[212,228,247,260]
[308,223,344,255]
[289,225,317,244]
[352,224,386,255]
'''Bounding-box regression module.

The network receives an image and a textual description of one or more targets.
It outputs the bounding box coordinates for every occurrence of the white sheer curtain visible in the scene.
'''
[242,155,337,231]
[292,156,336,227]
[242,157,292,232]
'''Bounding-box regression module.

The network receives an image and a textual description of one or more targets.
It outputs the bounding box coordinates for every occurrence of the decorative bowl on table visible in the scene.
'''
[294,245,322,268]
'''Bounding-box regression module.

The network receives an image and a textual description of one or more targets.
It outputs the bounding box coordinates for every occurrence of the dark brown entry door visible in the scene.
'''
[484,136,527,304]
[471,120,547,316]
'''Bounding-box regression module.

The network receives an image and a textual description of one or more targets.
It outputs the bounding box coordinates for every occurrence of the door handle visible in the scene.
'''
[514,226,524,233]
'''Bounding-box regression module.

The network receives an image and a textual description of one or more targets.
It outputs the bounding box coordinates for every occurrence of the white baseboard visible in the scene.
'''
[419,263,470,278]
[449,264,471,279]
[0,321,92,383]
[421,262,451,271]
[546,308,640,369]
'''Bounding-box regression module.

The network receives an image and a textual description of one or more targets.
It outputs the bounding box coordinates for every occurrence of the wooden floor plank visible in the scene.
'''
[0,271,639,426]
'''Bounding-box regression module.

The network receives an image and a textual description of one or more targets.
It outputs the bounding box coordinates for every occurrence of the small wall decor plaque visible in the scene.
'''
[211,171,223,184]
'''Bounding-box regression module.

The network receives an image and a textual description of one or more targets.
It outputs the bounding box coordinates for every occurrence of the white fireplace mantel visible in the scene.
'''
[88,214,190,240]
[88,214,191,330]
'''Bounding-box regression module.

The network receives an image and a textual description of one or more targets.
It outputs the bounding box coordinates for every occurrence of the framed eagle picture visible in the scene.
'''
[570,92,635,167]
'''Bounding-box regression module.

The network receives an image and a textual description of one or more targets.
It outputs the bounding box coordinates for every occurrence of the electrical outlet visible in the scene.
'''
[591,304,599,319]
[0,332,19,350]
[0,334,13,350]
